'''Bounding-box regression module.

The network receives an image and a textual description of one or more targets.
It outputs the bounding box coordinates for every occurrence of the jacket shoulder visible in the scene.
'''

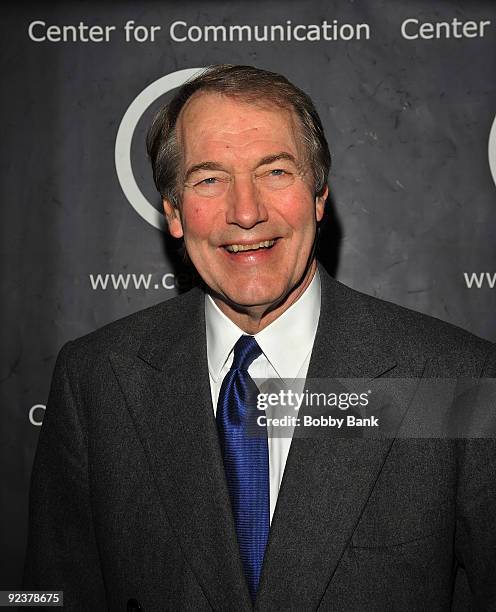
[325,275,496,376]
[64,287,203,358]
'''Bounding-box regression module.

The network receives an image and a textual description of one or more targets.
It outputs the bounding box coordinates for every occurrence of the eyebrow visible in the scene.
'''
[184,152,299,182]
[184,162,226,182]
[256,152,298,168]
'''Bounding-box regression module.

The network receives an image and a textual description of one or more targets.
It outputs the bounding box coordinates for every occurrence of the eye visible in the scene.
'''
[257,167,296,190]
[195,176,220,186]
[190,174,230,197]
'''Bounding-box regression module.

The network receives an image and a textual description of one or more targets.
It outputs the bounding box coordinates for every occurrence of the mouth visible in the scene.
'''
[223,239,277,253]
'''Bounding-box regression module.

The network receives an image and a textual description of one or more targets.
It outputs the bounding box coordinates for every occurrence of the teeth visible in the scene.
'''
[226,240,275,253]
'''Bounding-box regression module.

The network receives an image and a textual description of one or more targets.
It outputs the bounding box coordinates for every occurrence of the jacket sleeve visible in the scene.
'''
[454,346,496,608]
[23,342,107,610]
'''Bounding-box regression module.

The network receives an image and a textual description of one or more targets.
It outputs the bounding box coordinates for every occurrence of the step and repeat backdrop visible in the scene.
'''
[1,0,495,588]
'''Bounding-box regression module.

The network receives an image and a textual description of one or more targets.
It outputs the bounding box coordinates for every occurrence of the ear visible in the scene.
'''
[315,185,328,222]
[163,199,184,238]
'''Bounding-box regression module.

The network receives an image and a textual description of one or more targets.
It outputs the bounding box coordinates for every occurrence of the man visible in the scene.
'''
[24,65,496,610]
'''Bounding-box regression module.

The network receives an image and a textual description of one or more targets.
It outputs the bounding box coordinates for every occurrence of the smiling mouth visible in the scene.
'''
[224,239,276,253]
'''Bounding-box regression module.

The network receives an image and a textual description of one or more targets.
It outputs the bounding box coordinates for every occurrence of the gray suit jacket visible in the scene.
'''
[24,267,496,610]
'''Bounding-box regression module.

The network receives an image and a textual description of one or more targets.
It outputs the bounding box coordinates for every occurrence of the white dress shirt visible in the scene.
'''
[205,269,321,521]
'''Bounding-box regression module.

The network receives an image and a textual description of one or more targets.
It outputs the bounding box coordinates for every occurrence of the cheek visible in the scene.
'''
[181,201,218,240]
[274,191,317,231]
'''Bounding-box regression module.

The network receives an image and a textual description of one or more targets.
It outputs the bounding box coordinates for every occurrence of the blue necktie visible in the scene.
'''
[216,335,269,602]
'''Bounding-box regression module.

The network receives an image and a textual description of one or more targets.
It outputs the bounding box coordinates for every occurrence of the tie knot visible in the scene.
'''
[231,335,262,371]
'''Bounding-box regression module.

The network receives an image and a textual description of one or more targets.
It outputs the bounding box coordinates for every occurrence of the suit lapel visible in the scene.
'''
[256,268,426,610]
[109,288,252,611]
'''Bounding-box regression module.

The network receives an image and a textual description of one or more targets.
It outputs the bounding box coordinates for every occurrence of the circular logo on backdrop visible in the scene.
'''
[489,114,496,188]
[115,67,203,230]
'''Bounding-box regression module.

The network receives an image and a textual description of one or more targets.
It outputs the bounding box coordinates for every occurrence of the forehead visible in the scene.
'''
[176,92,303,163]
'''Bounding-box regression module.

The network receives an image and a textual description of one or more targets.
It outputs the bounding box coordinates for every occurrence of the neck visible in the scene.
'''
[211,260,317,335]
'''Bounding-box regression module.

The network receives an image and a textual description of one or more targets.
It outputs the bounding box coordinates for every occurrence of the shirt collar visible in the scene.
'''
[205,269,321,382]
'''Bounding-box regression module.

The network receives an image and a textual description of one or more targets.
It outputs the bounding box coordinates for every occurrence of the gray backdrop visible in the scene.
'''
[1,0,495,588]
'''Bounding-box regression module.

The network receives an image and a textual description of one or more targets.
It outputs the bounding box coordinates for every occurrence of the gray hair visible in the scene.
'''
[146,64,331,208]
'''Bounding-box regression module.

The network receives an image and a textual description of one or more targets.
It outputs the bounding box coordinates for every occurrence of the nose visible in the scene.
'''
[225,174,268,228]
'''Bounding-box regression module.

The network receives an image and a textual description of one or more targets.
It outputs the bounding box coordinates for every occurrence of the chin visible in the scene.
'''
[222,285,288,310]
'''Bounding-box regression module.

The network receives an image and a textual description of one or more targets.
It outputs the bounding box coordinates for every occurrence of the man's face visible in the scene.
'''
[164,92,327,318]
